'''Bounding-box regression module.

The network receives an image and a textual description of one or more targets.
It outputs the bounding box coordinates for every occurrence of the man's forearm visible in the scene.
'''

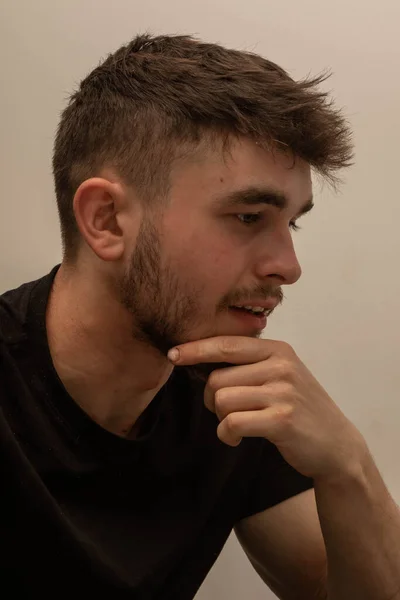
[314,448,400,600]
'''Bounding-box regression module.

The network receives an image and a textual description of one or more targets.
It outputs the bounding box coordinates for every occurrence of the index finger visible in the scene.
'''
[167,336,277,366]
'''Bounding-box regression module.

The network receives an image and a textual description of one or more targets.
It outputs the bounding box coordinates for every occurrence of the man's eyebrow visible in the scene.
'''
[214,186,314,216]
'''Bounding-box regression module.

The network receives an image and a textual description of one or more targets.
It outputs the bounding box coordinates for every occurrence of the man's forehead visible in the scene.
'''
[209,145,313,215]
[169,137,313,211]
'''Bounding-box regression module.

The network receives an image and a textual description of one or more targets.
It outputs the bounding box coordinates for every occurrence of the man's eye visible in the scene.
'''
[289,220,301,232]
[236,214,302,231]
[236,213,263,226]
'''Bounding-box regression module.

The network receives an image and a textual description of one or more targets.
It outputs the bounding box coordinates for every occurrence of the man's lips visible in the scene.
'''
[229,298,281,315]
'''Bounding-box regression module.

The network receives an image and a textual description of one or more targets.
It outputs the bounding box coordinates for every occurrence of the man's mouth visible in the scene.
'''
[230,305,270,317]
[228,306,269,330]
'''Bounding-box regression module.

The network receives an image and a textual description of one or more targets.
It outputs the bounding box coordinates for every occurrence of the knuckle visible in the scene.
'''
[274,380,296,398]
[277,340,297,358]
[219,337,239,357]
[214,388,228,412]
[224,413,238,433]
[207,371,222,392]
[276,404,295,426]
[272,358,289,379]
[273,358,296,382]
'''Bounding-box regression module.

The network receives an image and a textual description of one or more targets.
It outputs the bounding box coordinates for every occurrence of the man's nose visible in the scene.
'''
[254,230,302,286]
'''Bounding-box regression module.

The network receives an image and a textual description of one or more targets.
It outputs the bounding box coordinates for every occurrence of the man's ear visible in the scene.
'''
[73,177,128,261]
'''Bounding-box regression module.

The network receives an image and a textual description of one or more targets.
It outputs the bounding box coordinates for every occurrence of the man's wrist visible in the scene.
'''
[314,437,373,490]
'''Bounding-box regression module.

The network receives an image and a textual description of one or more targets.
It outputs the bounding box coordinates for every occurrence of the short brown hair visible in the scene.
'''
[52,33,353,262]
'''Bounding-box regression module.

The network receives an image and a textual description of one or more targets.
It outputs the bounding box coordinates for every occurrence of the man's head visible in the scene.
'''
[52,33,352,364]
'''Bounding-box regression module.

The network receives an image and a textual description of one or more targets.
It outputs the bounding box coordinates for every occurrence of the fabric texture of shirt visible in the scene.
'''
[0,267,314,598]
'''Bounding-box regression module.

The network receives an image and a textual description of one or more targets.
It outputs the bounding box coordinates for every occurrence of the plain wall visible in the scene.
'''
[1,2,400,598]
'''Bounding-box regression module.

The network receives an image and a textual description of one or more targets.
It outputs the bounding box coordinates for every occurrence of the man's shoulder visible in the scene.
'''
[0,281,33,345]
[0,270,55,345]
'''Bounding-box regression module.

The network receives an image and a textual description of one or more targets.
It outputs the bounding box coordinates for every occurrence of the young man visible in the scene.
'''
[1,33,399,599]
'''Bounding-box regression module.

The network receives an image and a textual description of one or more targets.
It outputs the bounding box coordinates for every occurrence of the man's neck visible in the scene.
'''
[45,264,174,437]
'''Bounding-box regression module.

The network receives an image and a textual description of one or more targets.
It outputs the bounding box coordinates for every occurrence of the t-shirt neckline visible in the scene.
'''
[25,265,178,459]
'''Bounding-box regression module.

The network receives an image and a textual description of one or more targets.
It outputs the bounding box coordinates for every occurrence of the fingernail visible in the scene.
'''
[168,348,180,363]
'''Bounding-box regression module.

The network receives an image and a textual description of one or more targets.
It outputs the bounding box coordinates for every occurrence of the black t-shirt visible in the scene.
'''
[0,267,313,599]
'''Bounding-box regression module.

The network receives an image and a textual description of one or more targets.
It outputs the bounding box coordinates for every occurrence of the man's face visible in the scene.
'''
[118,138,312,378]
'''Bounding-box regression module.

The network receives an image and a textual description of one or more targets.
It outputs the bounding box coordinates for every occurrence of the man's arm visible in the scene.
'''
[314,450,400,600]
[235,489,328,600]
[237,453,400,600]
[169,336,400,598]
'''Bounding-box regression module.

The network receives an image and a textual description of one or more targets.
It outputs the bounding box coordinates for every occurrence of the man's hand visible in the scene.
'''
[168,336,368,481]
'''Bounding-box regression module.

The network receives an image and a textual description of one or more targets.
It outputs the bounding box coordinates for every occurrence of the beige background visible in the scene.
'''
[1,1,399,598]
